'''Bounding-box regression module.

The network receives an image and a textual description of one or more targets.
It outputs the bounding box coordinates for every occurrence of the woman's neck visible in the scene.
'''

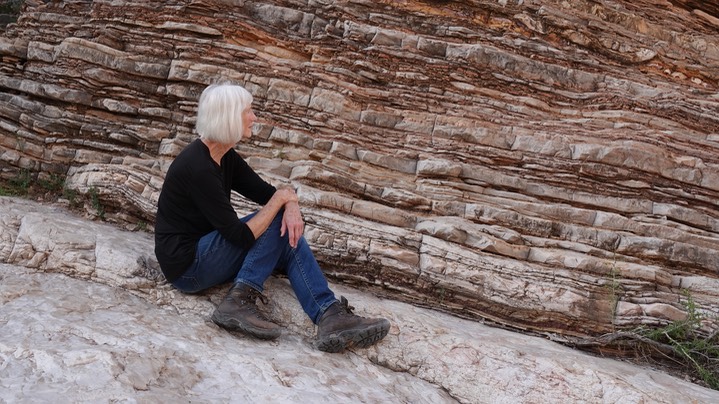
[201,139,233,165]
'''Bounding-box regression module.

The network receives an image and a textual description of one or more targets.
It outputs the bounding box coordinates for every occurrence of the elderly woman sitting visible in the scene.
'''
[154,82,390,352]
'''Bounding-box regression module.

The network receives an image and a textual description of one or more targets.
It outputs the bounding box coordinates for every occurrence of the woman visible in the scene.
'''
[154,82,390,352]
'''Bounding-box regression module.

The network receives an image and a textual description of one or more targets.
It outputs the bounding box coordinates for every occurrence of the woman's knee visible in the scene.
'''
[262,211,287,236]
[272,210,285,224]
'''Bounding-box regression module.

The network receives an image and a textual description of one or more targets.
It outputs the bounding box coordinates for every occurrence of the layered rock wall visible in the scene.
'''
[4,198,719,402]
[1,0,718,339]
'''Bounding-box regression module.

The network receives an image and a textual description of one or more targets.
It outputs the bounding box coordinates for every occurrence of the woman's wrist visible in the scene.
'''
[274,187,297,205]
[284,187,298,204]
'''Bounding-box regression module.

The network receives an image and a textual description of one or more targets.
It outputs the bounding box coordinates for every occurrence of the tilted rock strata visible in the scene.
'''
[0,0,717,339]
[2,197,719,403]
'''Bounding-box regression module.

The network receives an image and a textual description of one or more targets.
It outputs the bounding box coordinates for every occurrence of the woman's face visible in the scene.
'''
[241,107,257,139]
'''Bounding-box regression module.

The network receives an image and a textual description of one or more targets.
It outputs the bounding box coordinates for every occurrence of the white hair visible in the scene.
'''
[195,83,254,144]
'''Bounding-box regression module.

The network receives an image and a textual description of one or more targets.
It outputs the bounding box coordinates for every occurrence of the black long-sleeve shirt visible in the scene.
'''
[154,139,276,282]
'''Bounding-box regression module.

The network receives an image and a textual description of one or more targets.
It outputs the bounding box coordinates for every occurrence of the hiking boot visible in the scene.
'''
[211,282,282,340]
[316,296,391,353]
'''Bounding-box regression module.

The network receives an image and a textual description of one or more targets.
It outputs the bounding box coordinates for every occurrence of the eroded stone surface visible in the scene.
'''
[1,197,719,402]
[0,0,718,342]
[0,266,453,403]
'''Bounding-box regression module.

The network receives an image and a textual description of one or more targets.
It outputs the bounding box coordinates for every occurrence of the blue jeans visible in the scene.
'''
[171,211,337,324]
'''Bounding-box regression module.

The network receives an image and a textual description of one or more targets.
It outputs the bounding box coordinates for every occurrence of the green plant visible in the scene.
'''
[2,169,33,196]
[0,1,23,29]
[63,186,78,206]
[436,284,446,305]
[0,0,22,14]
[274,149,287,160]
[38,173,65,193]
[606,262,622,327]
[0,170,78,203]
[135,220,148,232]
[0,183,11,196]
[638,290,719,389]
[88,186,105,220]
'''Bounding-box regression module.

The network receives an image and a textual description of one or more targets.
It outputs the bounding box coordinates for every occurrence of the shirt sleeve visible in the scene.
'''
[190,164,256,248]
[228,150,277,205]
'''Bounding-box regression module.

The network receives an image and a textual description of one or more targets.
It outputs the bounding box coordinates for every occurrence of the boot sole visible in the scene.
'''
[316,319,391,353]
[211,311,281,340]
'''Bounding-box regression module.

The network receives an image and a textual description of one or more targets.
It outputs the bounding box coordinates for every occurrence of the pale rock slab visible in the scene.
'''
[1,0,718,349]
[0,266,451,403]
[1,197,719,402]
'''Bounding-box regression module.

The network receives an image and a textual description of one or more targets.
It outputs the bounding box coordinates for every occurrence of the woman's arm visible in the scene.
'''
[245,187,298,239]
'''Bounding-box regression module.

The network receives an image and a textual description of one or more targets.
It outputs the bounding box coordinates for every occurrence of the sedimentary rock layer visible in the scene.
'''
[2,197,719,403]
[0,0,717,339]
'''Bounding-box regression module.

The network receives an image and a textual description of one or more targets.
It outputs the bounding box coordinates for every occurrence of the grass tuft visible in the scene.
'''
[636,290,719,389]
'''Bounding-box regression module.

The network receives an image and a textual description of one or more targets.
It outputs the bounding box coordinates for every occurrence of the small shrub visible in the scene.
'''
[62,186,78,206]
[638,290,719,389]
[0,183,11,196]
[0,0,23,27]
[135,220,148,232]
[88,186,105,220]
[38,173,65,193]
[2,169,32,196]
[0,0,22,14]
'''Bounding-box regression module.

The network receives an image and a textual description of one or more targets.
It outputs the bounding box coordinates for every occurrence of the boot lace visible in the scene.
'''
[245,288,272,320]
[247,288,269,305]
[338,296,355,316]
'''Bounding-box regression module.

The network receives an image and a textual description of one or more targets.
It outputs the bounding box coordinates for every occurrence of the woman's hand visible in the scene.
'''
[273,187,298,205]
[246,187,299,241]
[281,200,304,248]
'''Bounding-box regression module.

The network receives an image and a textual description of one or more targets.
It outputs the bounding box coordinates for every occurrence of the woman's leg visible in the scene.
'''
[234,212,337,323]
[275,234,391,352]
[231,212,285,291]
[276,236,337,324]
[199,210,389,350]
[206,212,283,339]
[171,230,248,293]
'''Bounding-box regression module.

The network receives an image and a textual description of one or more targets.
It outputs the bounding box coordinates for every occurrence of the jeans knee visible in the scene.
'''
[273,211,285,224]
[295,235,310,251]
[264,212,283,230]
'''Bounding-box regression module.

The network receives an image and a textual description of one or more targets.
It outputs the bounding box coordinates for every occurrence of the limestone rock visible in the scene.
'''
[0,266,454,403]
[0,0,718,344]
[1,197,718,403]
